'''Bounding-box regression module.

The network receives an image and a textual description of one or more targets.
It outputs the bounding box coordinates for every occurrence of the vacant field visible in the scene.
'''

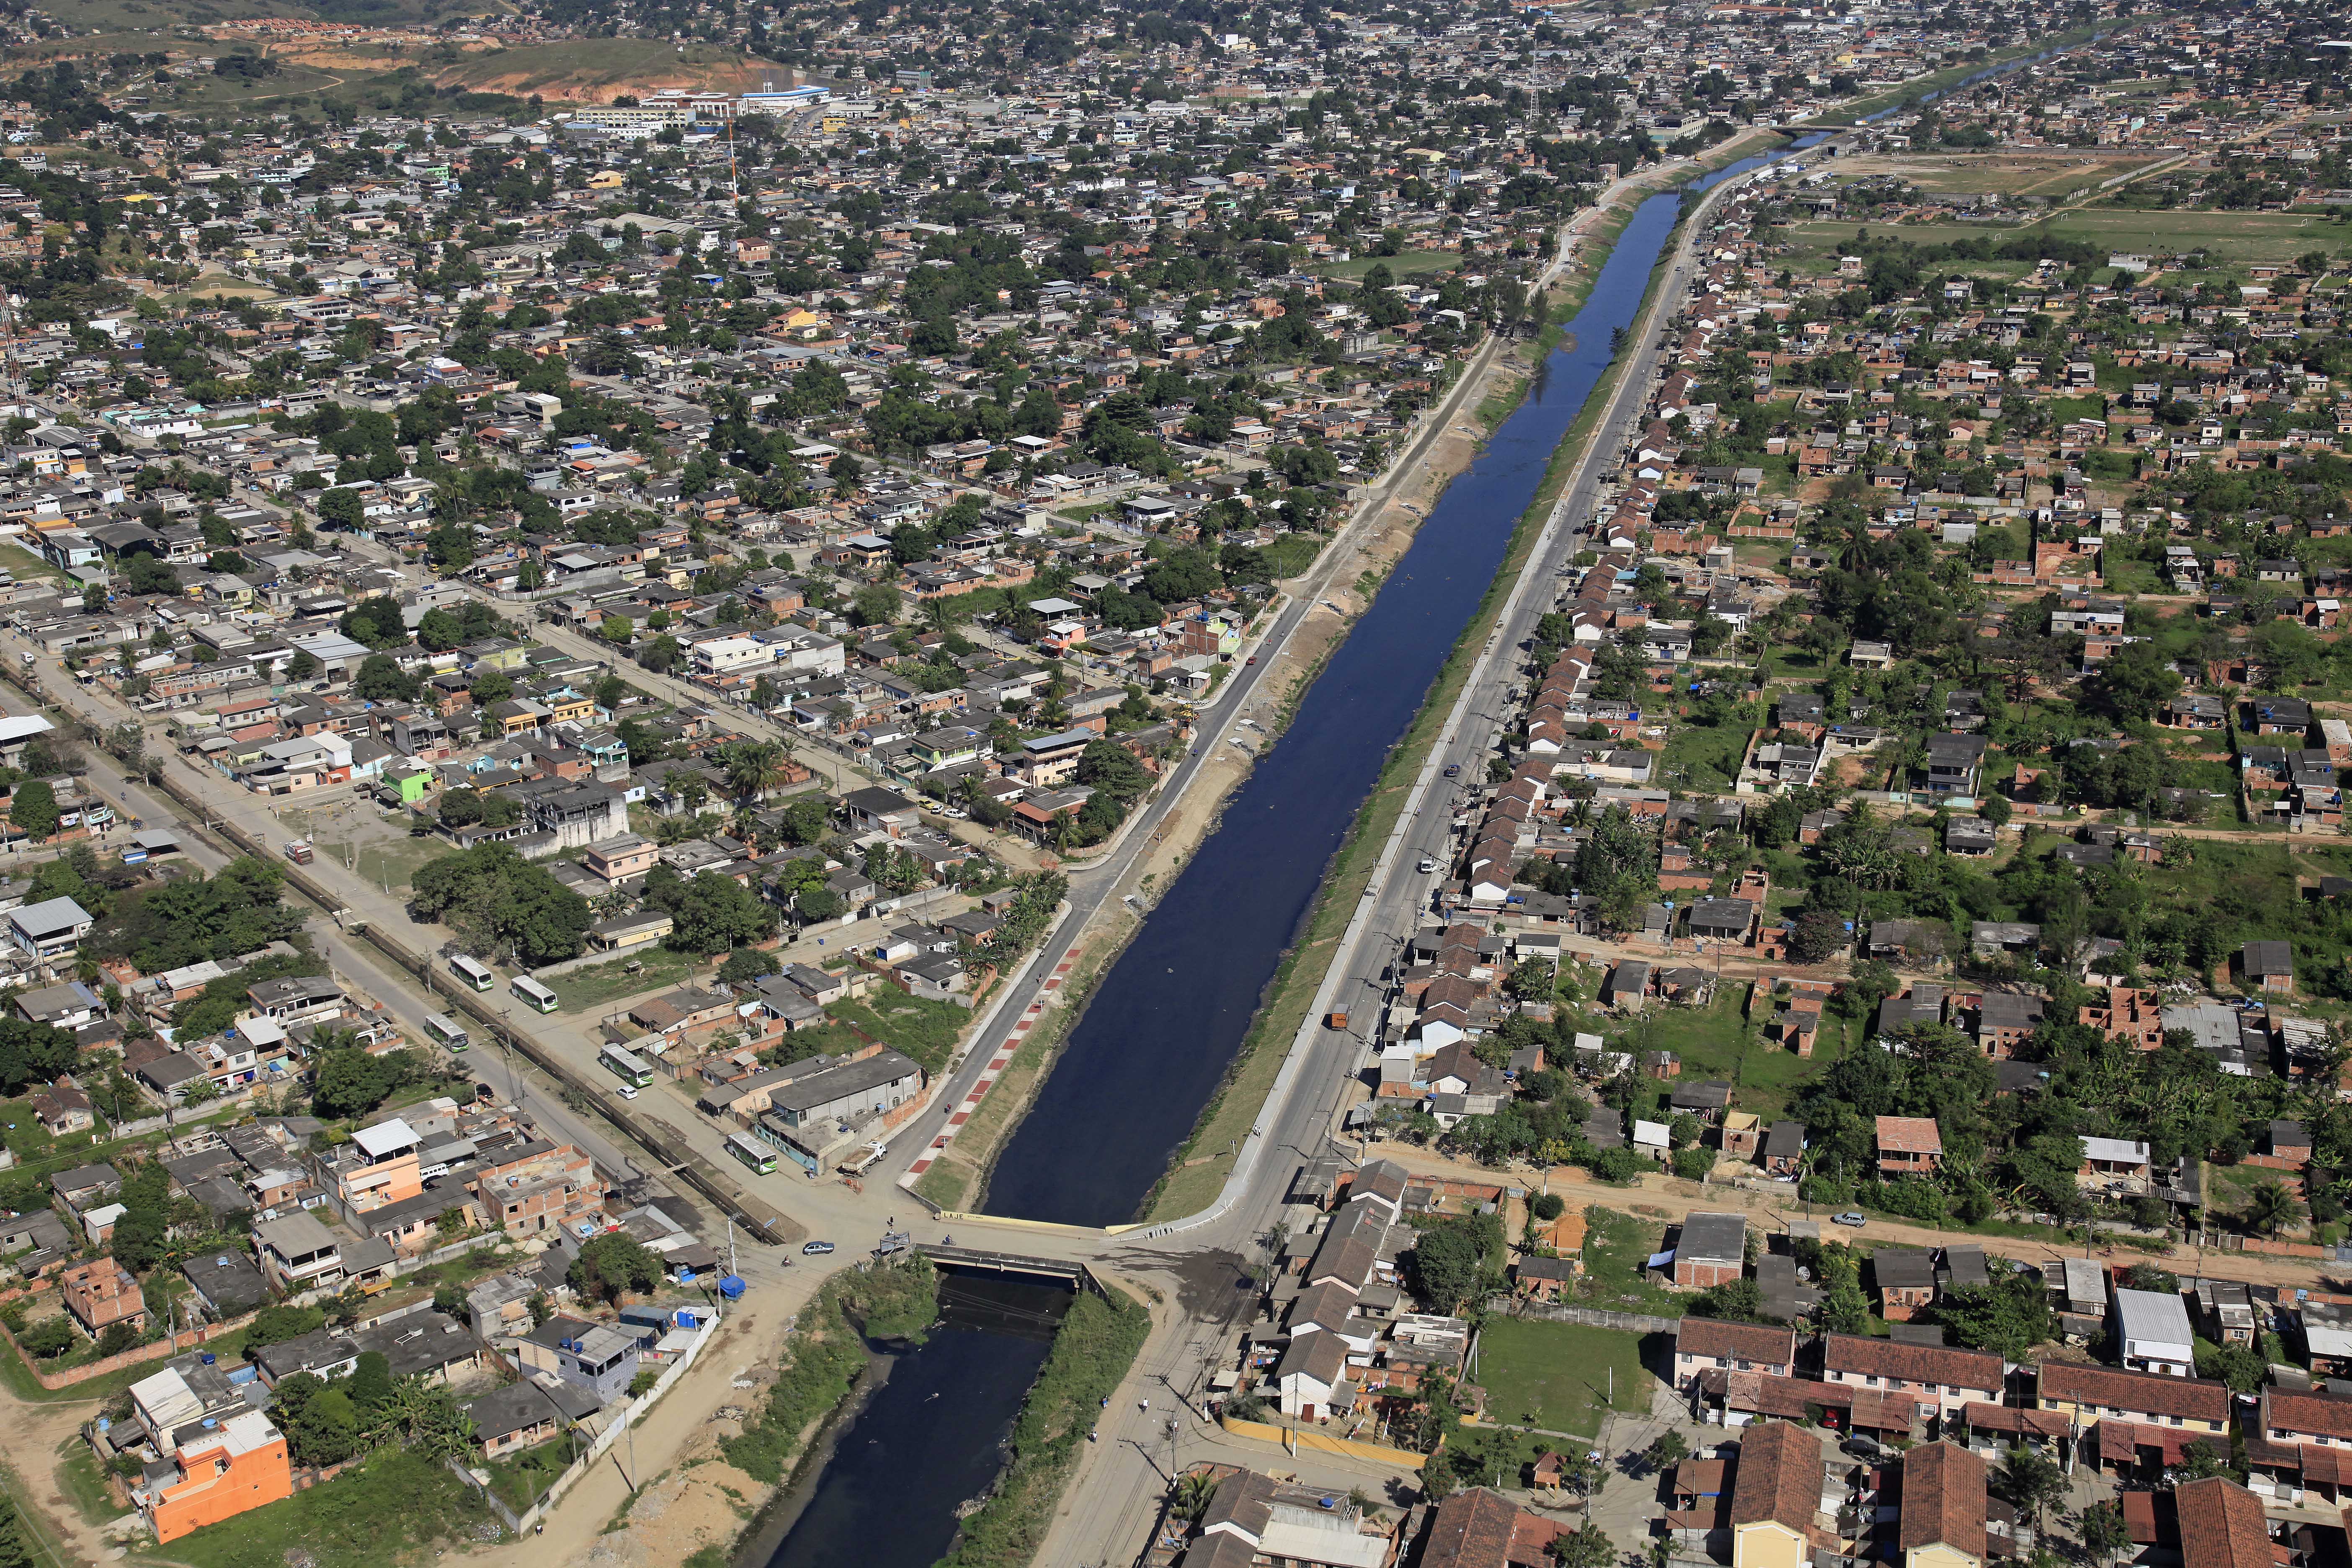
[430,39,778,99]
[1834,151,2169,198]
[1315,248,1459,282]
[553,946,700,1015]
[1475,1318,1651,1437]
[1783,208,2340,268]
[44,0,505,26]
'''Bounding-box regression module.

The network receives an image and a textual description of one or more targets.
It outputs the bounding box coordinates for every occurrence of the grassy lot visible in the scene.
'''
[1263,531,1327,581]
[1314,248,1459,282]
[826,992,972,1077]
[0,1324,251,1405]
[1571,1205,1681,1313]
[165,1447,500,1568]
[1475,1318,1651,1437]
[53,1436,125,1527]
[0,542,61,583]
[1661,716,1755,791]
[551,947,701,1016]
[152,61,359,110]
[1839,152,2168,197]
[485,1434,573,1514]
[305,827,456,897]
[1477,371,1529,432]
[1780,208,2337,268]
[1594,989,1830,1123]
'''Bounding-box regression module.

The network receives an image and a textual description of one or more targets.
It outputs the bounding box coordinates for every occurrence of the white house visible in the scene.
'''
[2113,1286,2197,1377]
[9,895,91,962]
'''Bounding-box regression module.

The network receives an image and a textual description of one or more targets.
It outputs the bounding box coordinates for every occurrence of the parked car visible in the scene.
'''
[1417,856,1439,874]
[617,1084,639,1100]
[1442,763,1461,779]
[1832,1211,1867,1227]
[803,1241,836,1256]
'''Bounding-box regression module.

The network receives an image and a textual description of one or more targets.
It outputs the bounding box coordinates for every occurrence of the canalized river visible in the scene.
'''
[982,136,1822,1228]
[758,131,1829,1568]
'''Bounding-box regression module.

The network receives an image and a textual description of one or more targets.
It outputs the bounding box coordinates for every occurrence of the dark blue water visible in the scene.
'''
[982,139,1815,1228]
[753,1275,1071,1568]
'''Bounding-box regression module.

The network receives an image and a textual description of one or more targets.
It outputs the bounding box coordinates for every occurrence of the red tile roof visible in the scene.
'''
[2039,1362,2231,1425]
[2173,1477,2275,1568]
[1821,1333,2002,1392]
[1728,1421,1823,1534]
[1875,1115,1943,1153]
[1898,1442,1986,1563]
[1421,1488,1526,1568]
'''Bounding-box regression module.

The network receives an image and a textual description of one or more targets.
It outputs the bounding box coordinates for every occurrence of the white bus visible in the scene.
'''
[598,1044,653,1089]
[511,975,559,1014]
[726,1132,777,1175]
[449,955,495,993]
[423,1014,470,1052]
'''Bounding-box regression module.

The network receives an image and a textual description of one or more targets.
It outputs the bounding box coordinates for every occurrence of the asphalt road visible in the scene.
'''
[0,654,668,1198]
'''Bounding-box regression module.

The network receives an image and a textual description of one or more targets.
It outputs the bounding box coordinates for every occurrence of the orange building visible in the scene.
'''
[58,1257,146,1337]
[336,1117,424,1214]
[144,1411,291,1543]
[2079,985,2166,1050]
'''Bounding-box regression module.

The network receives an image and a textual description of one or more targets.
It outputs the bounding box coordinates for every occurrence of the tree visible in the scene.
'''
[410,843,593,965]
[273,1374,360,1466]
[2077,1500,2131,1568]
[312,1046,418,1120]
[601,615,634,645]
[338,595,408,648]
[346,1349,394,1413]
[1529,1192,1565,1222]
[570,1233,662,1304]
[353,653,419,702]
[18,1315,73,1359]
[2246,1177,2303,1236]
[650,869,779,957]
[851,583,902,627]
[109,1165,170,1273]
[1405,1213,1498,1311]
[2086,642,2182,724]
[1998,1444,2067,1534]
[720,948,779,987]
[777,794,832,846]
[723,741,794,802]
[0,1019,68,1103]
[1935,1269,2053,1359]
[1638,1431,1689,1476]
[1141,548,1221,604]
[2195,1340,2267,1393]
[317,487,364,531]
[9,779,58,842]
[244,1303,326,1348]
[1688,1277,1774,1323]
[1552,1522,1614,1568]
[415,607,465,652]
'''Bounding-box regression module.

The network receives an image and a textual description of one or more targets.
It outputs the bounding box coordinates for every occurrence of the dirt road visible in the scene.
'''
[1365,1140,2346,1291]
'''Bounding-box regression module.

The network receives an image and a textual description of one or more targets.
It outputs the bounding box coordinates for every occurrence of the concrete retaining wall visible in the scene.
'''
[1218,1415,1427,1469]
[1482,1295,1681,1335]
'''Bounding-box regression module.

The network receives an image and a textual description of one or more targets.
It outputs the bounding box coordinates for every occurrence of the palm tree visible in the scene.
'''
[1171,1470,1219,1523]
[2246,1177,2303,1237]
[730,805,763,850]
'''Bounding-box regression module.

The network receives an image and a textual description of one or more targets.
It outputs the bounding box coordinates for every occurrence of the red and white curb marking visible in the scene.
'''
[902,946,1081,1180]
